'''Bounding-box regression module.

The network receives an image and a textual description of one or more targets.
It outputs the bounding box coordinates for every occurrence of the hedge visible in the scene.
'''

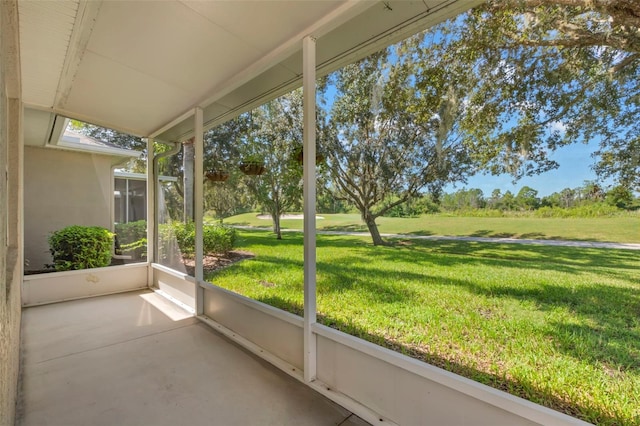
[48,225,113,271]
[159,221,236,257]
[116,220,237,260]
[115,220,147,260]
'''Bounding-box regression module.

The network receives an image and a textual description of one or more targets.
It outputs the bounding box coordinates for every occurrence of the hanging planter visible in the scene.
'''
[239,161,266,176]
[295,147,325,165]
[205,170,230,182]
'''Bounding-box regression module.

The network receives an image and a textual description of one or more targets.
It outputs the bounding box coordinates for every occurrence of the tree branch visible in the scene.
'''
[610,52,640,72]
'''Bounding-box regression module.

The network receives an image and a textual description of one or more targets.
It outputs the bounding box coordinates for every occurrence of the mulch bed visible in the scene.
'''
[181,250,254,276]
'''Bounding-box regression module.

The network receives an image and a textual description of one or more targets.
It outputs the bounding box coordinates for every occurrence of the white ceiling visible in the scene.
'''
[19,0,78,108]
[19,0,482,145]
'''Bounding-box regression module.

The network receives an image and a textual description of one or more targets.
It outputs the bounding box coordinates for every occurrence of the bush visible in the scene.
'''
[203,223,237,254]
[534,203,621,218]
[48,225,113,271]
[382,196,440,218]
[159,222,236,257]
[115,220,147,260]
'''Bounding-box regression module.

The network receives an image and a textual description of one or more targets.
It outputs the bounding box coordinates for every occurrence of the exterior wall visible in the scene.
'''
[23,147,113,271]
[1,1,23,425]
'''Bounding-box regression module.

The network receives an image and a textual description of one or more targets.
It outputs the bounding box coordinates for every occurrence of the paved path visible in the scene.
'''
[232,226,640,250]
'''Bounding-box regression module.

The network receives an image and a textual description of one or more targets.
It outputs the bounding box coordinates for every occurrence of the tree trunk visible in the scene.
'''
[272,211,282,240]
[272,189,283,240]
[183,138,195,223]
[364,213,386,246]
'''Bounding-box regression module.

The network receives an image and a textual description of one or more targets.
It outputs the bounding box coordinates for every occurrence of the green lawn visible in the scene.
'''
[206,230,640,425]
[221,212,640,243]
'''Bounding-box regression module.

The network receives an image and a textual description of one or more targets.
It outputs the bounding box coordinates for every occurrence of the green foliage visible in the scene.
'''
[324,47,474,244]
[535,203,622,218]
[605,185,636,209]
[115,220,147,259]
[160,222,237,257]
[438,182,638,216]
[448,0,640,188]
[515,186,540,211]
[239,90,320,239]
[442,208,507,218]
[317,184,352,214]
[70,120,146,172]
[440,189,486,212]
[48,226,113,271]
[383,195,440,217]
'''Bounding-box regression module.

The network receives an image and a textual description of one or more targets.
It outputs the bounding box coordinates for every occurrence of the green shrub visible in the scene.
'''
[115,220,147,259]
[203,223,237,254]
[534,203,621,218]
[48,225,114,271]
[159,222,236,257]
[382,196,441,218]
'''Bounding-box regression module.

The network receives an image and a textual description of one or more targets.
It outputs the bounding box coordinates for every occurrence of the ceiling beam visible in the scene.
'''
[54,0,103,110]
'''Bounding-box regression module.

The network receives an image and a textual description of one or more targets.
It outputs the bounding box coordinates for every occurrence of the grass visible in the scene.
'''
[206,230,640,425]
[221,212,640,244]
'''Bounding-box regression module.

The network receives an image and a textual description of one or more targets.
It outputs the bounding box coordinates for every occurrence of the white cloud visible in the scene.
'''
[548,120,567,134]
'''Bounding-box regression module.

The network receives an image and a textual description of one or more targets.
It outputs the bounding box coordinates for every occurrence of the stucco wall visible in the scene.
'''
[24,147,113,271]
[1,1,22,424]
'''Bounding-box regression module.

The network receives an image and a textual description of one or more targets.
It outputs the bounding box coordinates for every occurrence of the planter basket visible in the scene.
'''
[239,161,266,176]
[206,170,230,182]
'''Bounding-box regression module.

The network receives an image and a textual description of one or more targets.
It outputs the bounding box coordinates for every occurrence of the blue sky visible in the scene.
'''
[444,139,608,197]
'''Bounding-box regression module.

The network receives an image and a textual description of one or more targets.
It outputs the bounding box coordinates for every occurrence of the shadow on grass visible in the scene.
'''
[469,229,518,238]
[234,229,639,283]
[384,238,639,280]
[237,230,640,285]
[321,224,368,232]
[246,291,626,425]
[520,232,549,239]
[408,227,625,243]
[240,227,637,257]
[219,253,422,305]
[405,230,436,237]
[214,240,640,372]
[324,258,640,375]
[467,230,553,239]
[229,230,640,352]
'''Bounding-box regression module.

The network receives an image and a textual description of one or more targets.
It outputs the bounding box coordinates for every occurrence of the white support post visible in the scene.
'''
[145,138,155,287]
[194,107,205,315]
[302,35,317,383]
[125,178,130,223]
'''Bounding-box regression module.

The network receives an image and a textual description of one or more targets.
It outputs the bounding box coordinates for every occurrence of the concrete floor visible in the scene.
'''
[17,290,368,426]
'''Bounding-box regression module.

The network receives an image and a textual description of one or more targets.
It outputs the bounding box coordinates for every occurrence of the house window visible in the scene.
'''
[114,175,146,224]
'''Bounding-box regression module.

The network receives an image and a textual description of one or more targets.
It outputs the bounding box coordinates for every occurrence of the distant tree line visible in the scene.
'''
[380,181,638,217]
